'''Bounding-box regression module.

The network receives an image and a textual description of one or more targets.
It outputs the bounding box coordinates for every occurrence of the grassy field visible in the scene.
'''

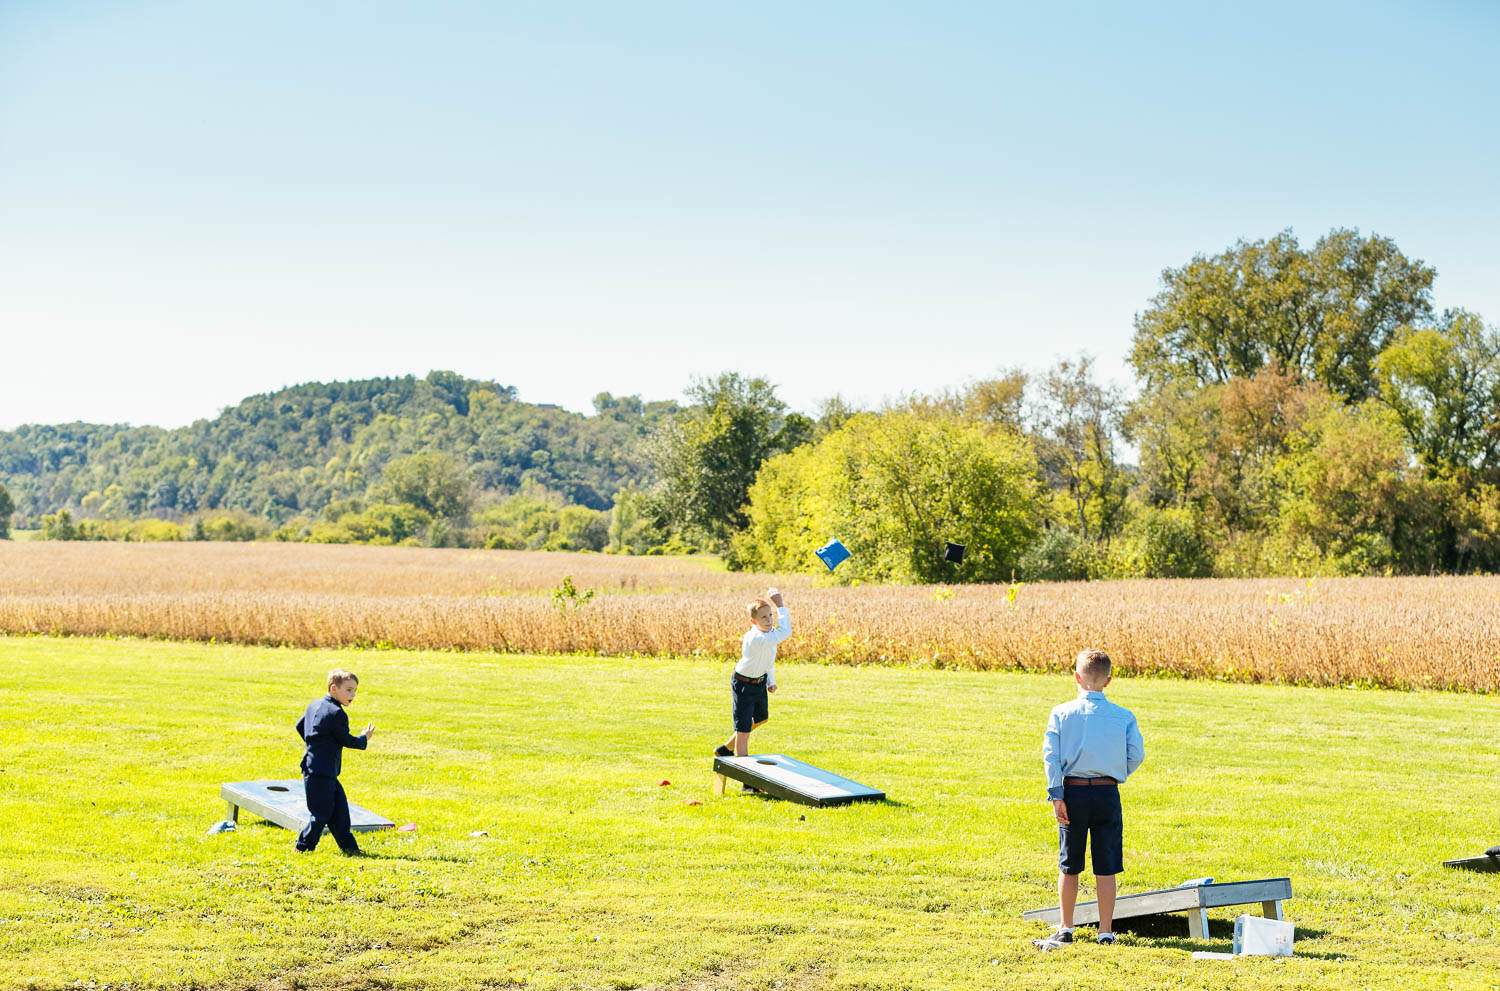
[2,636,1497,990]
[5,541,1500,691]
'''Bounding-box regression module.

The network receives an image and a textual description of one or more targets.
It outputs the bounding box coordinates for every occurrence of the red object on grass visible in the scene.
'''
[659,779,671,786]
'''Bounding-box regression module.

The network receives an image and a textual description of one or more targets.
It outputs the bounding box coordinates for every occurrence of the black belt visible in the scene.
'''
[733,672,767,685]
[1064,776,1118,786]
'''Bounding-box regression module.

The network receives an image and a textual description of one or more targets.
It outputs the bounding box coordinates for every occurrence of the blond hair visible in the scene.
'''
[1075,649,1111,686]
[327,668,359,690]
[746,597,772,620]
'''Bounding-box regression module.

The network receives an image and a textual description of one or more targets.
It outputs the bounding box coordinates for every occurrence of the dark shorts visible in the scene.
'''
[731,676,769,733]
[1058,782,1123,876]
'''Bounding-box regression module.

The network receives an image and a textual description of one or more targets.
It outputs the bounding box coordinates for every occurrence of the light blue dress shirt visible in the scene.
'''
[1043,690,1145,801]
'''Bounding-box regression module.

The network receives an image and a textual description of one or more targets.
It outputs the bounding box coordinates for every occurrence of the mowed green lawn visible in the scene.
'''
[1,637,1497,991]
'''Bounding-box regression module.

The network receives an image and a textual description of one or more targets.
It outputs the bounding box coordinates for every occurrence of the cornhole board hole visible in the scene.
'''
[1023,877,1293,938]
[712,754,884,807]
[1445,846,1500,872]
[220,780,394,833]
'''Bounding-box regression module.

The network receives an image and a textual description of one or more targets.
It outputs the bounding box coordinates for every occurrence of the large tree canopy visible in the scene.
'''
[647,373,811,549]
[734,410,1044,583]
[1131,229,1435,402]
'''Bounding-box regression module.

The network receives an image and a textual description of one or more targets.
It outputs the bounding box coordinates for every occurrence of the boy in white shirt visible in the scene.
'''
[715,587,792,759]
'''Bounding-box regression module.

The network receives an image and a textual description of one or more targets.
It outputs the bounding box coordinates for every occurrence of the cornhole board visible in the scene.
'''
[1023,877,1292,938]
[1445,847,1500,872]
[712,754,884,807]
[220,780,394,833]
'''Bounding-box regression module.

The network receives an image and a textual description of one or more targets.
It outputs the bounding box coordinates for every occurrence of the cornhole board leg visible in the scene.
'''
[713,773,727,797]
[226,800,239,823]
[1187,908,1209,938]
[1262,899,1283,921]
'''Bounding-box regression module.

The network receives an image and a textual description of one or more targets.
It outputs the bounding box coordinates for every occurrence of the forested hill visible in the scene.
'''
[0,372,677,525]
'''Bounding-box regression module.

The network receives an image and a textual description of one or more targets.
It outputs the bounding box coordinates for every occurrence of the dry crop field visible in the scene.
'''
[1,541,1496,691]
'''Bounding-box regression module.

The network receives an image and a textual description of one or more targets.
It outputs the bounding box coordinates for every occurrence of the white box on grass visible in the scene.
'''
[1233,914,1294,956]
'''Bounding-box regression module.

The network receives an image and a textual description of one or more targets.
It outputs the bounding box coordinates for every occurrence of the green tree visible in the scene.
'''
[734,410,1044,583]
[1100,506,1214,579]
[1131,229,1435,402]
[1030,356,1129,541]
[0,482,12,538]
[1375,310,1500,477]
[607,487,669,554]
[547,505,610,552]
[1264,402,1412,575]
[378,451,473,522]
[40,509,79,540]
[1374,310,1500,570]
[648,373,811,548]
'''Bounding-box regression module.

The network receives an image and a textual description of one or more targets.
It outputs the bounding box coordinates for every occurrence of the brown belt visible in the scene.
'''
[733,672,766,685]
[1064,776,1118,786]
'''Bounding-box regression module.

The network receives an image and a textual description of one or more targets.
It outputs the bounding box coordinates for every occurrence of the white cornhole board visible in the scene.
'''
[220,779,394,833]
[712,754,884,807]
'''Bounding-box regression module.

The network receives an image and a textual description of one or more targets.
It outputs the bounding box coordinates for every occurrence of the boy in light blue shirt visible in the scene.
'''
[1034,648,1145,949]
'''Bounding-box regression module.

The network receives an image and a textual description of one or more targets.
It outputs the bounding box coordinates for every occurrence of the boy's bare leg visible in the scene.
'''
[1058,872,1079,929]
[727,719,769,756]
[1095,875,1117,933]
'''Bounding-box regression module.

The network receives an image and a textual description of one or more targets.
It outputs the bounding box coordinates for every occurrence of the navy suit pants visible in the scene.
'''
[296,774,360,853]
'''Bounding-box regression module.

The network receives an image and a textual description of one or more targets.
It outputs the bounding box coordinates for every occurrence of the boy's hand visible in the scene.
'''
[767,587,784,607]
[1052,800,1069,825]
[768,683,778,693]
[363,723,376,740]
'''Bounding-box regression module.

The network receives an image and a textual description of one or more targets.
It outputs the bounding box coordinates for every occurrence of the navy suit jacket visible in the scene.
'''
[295,694,368,777]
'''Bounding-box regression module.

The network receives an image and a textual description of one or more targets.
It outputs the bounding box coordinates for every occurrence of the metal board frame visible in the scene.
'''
[220,779,394,833]
[1023,878,1292,938]
[712,754,884,807]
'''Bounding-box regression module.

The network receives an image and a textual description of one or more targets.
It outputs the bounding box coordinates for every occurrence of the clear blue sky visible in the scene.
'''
[2,0,1496,428]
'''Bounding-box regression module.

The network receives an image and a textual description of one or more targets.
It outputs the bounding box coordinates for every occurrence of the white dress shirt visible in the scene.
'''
[734,607,791,687]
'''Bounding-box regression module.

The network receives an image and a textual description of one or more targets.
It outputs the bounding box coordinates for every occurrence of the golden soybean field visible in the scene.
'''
[1,541,1494,691]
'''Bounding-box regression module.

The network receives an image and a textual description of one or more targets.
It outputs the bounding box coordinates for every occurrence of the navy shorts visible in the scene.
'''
[731,676,769,733]
[1058,782,1123,876]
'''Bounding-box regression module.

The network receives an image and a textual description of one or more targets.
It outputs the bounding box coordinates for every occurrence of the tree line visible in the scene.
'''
[3,227,1497,580]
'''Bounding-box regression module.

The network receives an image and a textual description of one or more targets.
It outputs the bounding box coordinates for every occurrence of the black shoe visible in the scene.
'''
[714,745,734,757]
[1096,932,1116,945]
[1032,928,1074,951]
[340,847,364,857]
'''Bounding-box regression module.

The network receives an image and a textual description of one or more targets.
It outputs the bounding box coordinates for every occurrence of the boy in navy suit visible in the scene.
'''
[294,668,375,855]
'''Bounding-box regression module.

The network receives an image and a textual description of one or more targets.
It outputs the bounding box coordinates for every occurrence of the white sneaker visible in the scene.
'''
[1032,928,1074,951]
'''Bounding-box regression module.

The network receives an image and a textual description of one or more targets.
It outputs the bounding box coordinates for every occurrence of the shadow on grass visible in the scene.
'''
[240,820,472,863]
[353,850,474,864]
[1114,915,1342,957]
[737,792,909,810]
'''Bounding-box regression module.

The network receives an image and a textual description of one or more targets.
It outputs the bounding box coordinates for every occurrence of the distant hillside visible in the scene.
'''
[0,371,677,525]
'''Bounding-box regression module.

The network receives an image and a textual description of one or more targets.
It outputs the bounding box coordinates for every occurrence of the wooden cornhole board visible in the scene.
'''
[220,779,394,833]
[712,754,884,807]
[1445,847,1500,872]
[1023,878,1293,938]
